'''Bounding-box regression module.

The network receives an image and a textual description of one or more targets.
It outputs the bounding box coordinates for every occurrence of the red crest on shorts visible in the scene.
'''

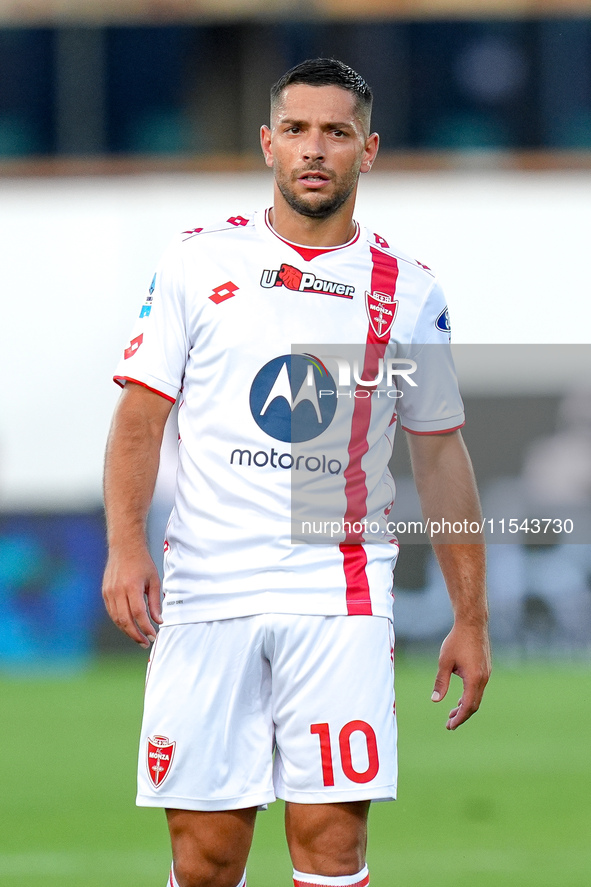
[147,735,176,788]
[366,291,398,339]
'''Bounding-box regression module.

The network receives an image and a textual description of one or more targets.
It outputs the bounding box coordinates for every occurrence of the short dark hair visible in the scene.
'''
[270,58,373,131]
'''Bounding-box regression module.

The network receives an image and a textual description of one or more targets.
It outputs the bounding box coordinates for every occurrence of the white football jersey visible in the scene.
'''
[114,209,464,624]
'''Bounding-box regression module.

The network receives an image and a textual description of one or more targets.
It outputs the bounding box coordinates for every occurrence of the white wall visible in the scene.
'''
[1,169,590,507]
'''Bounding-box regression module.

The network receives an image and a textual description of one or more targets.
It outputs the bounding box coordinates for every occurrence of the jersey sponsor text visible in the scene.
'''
[230,446,342,474]
[261,263,355,298]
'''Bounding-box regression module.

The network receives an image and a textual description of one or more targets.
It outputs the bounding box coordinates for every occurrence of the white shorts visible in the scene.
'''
[137,613,397,811]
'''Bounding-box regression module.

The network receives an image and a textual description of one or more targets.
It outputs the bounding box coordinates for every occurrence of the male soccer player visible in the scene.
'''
[102,58,491,887]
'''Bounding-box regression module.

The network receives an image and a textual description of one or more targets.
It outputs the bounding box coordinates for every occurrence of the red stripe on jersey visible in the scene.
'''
[341,246,399,616]
[339,543,371,615]
[113,376,177,404]
[293,876,369,887]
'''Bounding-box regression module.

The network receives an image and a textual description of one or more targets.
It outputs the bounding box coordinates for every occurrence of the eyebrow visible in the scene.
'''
[277,117,356,130]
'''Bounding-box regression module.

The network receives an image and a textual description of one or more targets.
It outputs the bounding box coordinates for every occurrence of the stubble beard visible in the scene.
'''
[275,164,359,220]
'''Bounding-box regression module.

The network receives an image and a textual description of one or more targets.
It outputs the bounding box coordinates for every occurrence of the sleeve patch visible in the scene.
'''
[436,306,451,333]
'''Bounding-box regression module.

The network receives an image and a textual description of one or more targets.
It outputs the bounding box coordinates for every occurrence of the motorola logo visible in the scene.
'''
[249,354,337,442]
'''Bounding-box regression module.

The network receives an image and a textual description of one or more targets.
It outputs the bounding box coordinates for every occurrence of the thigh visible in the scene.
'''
[167,807,256,887]
[285,800,370,876]
[137,619,276,811]
[271,615,397,803]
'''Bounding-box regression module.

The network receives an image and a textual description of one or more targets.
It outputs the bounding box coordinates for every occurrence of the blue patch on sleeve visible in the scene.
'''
[436,306,451,333]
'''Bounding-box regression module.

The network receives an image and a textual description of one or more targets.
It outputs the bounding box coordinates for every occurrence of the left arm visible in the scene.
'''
[407,429,491,730]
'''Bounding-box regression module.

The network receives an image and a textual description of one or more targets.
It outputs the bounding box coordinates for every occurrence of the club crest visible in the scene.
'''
[366,291,398,339]
[147,735,176,788]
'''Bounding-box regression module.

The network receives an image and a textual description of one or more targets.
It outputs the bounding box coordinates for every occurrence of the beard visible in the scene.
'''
[274,162,359,220]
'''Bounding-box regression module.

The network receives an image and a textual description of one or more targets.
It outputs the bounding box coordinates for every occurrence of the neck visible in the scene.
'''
[269,191,357,247]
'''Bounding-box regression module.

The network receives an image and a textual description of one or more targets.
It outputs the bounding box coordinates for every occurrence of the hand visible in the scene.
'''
[102,545,163,648]
[431,622,491,730]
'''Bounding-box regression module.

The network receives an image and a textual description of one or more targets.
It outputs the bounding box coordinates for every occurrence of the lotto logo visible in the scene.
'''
[227,216,248,227]
[209,281,239,304]
[124,334,143,359]
[374,233,390,249]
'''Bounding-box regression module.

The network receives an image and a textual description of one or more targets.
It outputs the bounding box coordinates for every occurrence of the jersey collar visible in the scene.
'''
[262,208,360,262]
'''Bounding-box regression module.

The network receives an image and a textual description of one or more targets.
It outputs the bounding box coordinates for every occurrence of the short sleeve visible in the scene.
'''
[396,280,465,435]
[114,239,188,402]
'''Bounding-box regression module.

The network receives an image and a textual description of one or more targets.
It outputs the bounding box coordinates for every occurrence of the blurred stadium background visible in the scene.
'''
[0,1,590,885]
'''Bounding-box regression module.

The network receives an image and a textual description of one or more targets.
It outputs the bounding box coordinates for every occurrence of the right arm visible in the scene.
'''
[102,381,174,647]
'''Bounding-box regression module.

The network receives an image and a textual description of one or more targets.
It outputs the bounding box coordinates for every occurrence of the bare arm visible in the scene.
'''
[102,382,174,647]
[407,429,491,730]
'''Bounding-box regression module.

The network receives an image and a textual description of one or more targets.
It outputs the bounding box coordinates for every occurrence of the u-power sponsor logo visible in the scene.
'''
[261,263,355,299]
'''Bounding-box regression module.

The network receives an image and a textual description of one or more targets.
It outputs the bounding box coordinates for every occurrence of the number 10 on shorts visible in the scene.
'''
[311,721,379,786]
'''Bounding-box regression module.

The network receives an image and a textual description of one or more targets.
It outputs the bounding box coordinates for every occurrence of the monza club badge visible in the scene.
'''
[147,735,176,788]
[366,290,398,339]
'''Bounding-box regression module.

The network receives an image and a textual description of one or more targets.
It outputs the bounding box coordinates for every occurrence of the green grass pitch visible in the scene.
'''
[1,654,589,887]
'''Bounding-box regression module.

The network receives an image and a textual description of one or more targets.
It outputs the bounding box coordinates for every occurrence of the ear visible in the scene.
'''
[260,125,273,168]
[360,132,379,174]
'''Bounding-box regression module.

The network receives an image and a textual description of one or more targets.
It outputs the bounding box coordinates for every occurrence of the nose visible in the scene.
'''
[302,131,325,162]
